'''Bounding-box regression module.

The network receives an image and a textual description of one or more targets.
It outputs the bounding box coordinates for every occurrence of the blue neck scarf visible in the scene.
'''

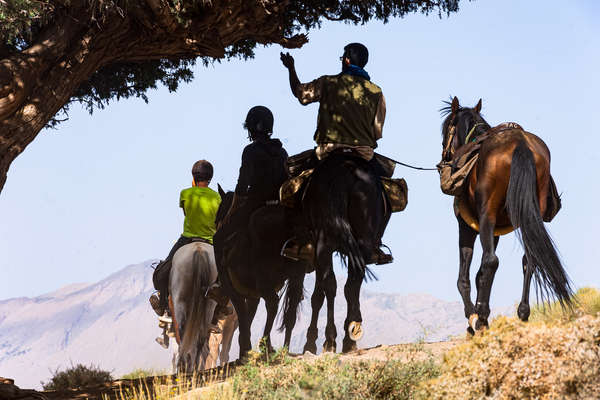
[342,64,370,80]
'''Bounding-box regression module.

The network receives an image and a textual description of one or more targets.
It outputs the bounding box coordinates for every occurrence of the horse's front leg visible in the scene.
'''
[457,217,477,334]
[472,213,500,331]
[228,292,251,360]
[518,255,533,321]
[342,265,364,353]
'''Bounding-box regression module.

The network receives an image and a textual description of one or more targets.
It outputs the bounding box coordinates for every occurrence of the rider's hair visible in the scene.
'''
[343,43,369,68]
[244,105,274,141]
[192,160,213,183]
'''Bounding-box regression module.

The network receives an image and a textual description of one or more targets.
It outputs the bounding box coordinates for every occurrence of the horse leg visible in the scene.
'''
[518,255,533,321]
[472,214,500,331]
[342,265,365,353]
[303,267,326,354]
[261,291,279,354]
[457,217,477,334]
[229,292,251,360]
[247,297,260,324]
[323,269,338,353]
[219,310,238,365]
[283,271,305,349]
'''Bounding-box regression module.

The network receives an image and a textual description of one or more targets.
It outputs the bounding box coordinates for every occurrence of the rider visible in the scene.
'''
[280,42,392,264]
[207,106,289,301]
[149,160,221,328]
[220,106,289,226]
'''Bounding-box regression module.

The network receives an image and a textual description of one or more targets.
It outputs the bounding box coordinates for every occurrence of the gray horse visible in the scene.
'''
[169,241,223,372]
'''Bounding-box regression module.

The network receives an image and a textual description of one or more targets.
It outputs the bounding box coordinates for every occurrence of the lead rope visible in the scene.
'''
[377,153,438,171]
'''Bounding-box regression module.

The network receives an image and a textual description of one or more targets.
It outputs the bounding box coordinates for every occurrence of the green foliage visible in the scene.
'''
[530,286,600,323]
[206,348,440,399]
[41,363,113,391]
[121,368,166,380]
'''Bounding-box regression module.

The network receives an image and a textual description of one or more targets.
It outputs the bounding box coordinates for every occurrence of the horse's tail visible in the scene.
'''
[176,246,215,372]
[277,273,306,332]
[323,170,375,280]
[506,141,573,306]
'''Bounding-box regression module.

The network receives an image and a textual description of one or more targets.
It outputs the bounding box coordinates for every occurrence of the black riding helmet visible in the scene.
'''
[244,105,274,141]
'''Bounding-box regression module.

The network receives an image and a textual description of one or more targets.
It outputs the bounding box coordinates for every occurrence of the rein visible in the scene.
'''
[376,153,438,171]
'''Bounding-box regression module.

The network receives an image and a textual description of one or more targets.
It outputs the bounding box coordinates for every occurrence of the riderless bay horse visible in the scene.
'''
[213,187,306,360]
[300,152,390,353]
[168,242,236,371]
[440,97,572,333]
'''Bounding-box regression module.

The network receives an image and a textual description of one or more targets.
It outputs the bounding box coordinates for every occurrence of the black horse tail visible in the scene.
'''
[326,174,375,281]
[277,274,306,332]
[506,141,573,306]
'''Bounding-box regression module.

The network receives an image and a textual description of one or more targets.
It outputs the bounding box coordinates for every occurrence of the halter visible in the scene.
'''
[442,125,457,161]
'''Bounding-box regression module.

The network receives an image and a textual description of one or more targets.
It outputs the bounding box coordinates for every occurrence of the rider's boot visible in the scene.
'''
[281,239,315,263]
[155,326,170,349]
[369,245,393,265]
[149,292,164,317]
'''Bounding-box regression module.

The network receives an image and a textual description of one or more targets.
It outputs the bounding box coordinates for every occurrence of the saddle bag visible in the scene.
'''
[437,154,479,196]
[381,177,408,212]
[280,168,314,208]
[543,176,562,222]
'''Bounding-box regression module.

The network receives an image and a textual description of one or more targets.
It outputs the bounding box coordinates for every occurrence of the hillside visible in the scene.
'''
[0,261,480,389]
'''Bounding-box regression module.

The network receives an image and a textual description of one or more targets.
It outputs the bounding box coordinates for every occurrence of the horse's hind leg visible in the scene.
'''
[472,214,500,331]
[303,267,326,354]
[457,218,477,333]
[261,292,279,353]
[518,255,533,321]
[283,270,305,348]
[342,265,364,353]
[229,293,251,360]
[323,270,337,353]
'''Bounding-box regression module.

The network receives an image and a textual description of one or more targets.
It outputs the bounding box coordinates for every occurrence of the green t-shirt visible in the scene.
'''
[179,186,221,243]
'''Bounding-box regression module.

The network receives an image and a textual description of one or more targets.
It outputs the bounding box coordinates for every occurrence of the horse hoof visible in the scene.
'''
[466,326,475,337]
[342,340,357,353]
[322,342,336,353]
[303,343,317,355]
[348,321,363,341]
[468,314,479,331]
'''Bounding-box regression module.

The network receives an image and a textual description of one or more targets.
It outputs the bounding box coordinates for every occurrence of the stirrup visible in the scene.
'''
[281,238,314,263]
[158,313,172,324]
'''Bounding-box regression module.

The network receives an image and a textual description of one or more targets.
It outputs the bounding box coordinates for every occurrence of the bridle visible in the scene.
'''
[442,120,487,161]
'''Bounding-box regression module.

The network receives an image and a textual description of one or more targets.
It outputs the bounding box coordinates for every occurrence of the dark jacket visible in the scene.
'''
[235,137,289,203]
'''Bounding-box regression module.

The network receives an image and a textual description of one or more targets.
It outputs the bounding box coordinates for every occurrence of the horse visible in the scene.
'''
[168,241,236,372]
[300,152,390,354]
[440,96,572,333]
[213,186,306,360]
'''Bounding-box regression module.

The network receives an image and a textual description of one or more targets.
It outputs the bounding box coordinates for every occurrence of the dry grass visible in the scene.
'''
[422,290,600,400]
[529,287,600,323]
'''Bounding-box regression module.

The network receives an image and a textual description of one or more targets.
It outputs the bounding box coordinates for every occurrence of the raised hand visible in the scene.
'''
[280,52,295,69]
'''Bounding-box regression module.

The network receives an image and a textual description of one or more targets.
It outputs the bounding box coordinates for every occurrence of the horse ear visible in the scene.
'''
[217,184,225,198]
[474,98,482,114]
[451,96,459,114]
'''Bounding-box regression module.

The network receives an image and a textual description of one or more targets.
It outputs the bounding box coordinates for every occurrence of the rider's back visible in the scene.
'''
[180,186,221,243]
[314,74,382,149]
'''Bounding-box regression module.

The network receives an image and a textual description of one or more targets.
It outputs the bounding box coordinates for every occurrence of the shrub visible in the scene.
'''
[42,363,112,391]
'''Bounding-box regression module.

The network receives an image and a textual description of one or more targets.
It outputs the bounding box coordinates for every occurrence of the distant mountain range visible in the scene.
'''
[0,261,498,389]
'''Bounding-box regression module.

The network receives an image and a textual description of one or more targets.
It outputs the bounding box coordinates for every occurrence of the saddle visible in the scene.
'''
[280,150,408,212]
[438,122,562,225]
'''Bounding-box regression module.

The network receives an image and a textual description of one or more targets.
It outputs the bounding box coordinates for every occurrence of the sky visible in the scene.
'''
[1,0,599,309]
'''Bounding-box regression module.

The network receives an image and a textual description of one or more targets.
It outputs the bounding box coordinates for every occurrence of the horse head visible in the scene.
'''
[216,184,234,229]
[440,96,490,162]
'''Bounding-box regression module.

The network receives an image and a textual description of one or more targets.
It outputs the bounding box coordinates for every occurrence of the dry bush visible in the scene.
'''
[42,363,112,391]
[421,314,600,400]
[530,287,600,323]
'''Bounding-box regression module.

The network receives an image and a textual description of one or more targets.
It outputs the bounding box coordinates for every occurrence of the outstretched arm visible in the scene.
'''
[280,52,300,98]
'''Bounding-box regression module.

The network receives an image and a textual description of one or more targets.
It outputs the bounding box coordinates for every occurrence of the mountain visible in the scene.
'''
[0,261,484,389]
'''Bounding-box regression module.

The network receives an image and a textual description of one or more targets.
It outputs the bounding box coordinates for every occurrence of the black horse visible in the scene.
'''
[213,187,306,360]
[300,153,390,354]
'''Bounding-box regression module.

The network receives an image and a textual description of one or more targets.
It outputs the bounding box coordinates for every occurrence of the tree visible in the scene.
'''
[0,0,461,193]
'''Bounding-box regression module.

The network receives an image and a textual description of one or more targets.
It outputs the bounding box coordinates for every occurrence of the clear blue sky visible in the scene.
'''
[1,0,598,308]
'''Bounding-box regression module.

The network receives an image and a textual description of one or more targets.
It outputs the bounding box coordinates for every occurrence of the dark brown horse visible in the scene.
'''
[440,97,572,333]
[213,187,306,359]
